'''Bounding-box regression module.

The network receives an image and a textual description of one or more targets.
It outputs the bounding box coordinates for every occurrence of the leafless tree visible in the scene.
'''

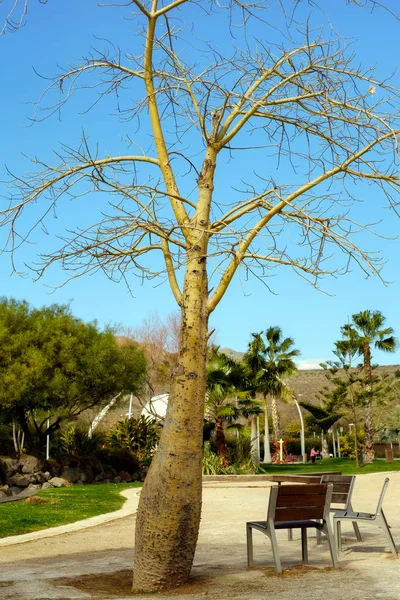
[126,312,179,407]
[2,0,400,591]
[0,0,48,36]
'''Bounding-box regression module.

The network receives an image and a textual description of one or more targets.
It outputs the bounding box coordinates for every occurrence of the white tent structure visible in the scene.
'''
[141,394,169,422]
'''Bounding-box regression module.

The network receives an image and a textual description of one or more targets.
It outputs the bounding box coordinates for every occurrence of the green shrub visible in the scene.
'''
[226,436,252,465]
[338,431,364,460]
[0,424,13,456]
[98,448,140,474]
[54,425,105,458]
[202,442,224,475]
[106,416,160,466]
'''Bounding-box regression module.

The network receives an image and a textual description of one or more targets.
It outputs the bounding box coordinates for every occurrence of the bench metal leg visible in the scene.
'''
[288,528,293,541]
[352,522,363,542]
[301,528,308,564]
[323,521,339,568]
[246,525,254,567]
[269,527,282,574]
[380,511,398,557]
[316,528,322,545]
[348,505,362,542]
[334,519,342,553]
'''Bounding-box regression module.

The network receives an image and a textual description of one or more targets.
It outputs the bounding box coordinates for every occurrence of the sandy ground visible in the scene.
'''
[0,473,400,599]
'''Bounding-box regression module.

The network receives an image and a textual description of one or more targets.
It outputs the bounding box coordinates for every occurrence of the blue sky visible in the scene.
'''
[1,0,400,368]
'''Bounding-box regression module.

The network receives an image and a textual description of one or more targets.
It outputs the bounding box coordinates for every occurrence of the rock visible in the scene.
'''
[48,477,72,488]
[19,454,45,474]
[27,483,42,490]
[41,482,54,490]
[0,485,11,496]
[0,457,19,475]
[9,486,24,496]
[9,473,31,487]
[0,490,8,499]
[113,476,122,483]
[34,471,51,484]
[81,466,94,484]
[118,471,132,482]
[45,460,62,477]
[60,467,81,484]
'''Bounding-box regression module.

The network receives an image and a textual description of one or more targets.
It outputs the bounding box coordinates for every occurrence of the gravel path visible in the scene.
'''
[0,473,400,599]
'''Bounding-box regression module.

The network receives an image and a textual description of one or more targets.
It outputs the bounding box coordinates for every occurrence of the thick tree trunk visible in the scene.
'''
[215,417,229,466]
[362,343,375,463]
[132,250,209,592]
[271,395,280,440]
[263,398,272,464]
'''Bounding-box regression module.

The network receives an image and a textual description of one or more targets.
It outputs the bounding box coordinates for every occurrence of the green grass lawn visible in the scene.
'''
[0,482,142,539]
[258,457,400,475]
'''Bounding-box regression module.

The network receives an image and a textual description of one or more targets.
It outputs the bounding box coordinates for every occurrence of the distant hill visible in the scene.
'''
[84,345,400,431]
[220,346,400,424]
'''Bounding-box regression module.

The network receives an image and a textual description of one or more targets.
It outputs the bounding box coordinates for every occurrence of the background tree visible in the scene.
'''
[300,402,343,458]
[126,312,180,410]
[242,333,269,464]
[264,327,299,439]
[206,348,260,466]
[0,298,147,454]
[321,339,365,467]
[2,0,400,591]
[342,310,397,462]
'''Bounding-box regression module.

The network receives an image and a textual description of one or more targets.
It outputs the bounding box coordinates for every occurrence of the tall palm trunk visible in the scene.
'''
[132,248,209,591]
[215,417,229,466]
[263,395,272,463]
[349,382,360,468]
[362,342,374,463]
[271,394,280,440]
[321,434,329,458]
[250,415,260,466]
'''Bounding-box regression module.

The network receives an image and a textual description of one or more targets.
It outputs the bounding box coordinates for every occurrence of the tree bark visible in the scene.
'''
[250,415,260,466]
[271,395,280,440]
[215,417,229,466]
[132,248,209,591]
[263,398,272,463]
[362,342,375,463]
[321,434,329,458]
[132,140,216,590]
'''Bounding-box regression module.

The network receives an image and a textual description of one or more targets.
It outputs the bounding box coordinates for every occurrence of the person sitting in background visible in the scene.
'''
[310,447,317,463]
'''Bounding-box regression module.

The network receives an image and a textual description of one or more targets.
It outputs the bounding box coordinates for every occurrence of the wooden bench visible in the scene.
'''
[246,483,338,574]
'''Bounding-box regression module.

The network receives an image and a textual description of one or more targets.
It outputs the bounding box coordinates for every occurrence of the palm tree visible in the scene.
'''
[342,310,397,463]
[300,402,343,458]
[264,327,300,440]
[322,338,364,467]
[242,328,299,463]
[206,349,260,466]
[242,333,270,463]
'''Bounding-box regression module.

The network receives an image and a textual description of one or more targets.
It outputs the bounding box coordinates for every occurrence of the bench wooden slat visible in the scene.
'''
[328,483,351,493]
[275,506,325,521]
[331,493,349,504]
[278,484,326,496]
[321,475,353,483]
[276,493,327,508]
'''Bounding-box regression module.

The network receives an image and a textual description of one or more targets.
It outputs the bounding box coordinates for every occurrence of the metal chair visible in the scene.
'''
[316,474,362,546]
[246,483,338,574]
[333,477,397,556]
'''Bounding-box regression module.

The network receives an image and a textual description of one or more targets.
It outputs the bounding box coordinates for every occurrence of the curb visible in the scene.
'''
[0,488,141,547]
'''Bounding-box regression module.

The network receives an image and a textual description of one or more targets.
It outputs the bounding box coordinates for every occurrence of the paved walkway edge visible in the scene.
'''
[0,488,141,547]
